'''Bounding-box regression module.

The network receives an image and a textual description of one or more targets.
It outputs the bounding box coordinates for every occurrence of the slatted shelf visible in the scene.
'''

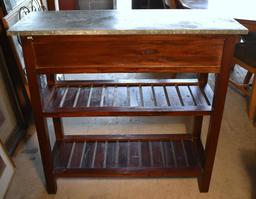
[53,134,202,177]
[42,79,213,117]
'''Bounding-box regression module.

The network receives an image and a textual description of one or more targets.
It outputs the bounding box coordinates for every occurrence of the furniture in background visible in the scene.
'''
[229,32,256,122]
[2,0,47,101]
[0,1,31,154]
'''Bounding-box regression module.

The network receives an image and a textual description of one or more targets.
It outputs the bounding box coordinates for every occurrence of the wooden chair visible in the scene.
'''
[229,32,256,122]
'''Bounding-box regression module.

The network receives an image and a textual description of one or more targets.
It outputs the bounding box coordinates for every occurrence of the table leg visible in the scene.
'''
[198,37,237,192]
[22,37,57,194]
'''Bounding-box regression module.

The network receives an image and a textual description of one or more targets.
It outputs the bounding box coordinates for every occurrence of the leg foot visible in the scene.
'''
[46,176,57,194]
[197,175,210,193]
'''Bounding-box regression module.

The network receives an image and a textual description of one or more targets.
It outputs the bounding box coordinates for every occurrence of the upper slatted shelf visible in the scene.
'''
[42,79,213,117]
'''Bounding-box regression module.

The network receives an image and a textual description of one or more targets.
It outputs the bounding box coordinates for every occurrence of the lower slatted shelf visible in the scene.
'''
[53,135,202,177]
[42,79,213,117]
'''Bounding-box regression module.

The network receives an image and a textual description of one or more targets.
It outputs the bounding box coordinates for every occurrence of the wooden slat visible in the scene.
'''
[189,86,208,106]
[173,141,187,167]
[183,140,196,167]
[90,87,103,107]
[130,86,141,107]
[81,142,95,168]
[70,142,84,168]
[104,87,115,106]
[100,86,105,107]
[178,86,195,106]
[55,79,199,87]
[86,86,93,107]
[79,142,86,168]
[129,141,140,167]
[181,140,189,167]
[67,143,76,168]
[154,86,168,107]
[77,87,91,107]
[139,86,144,107]
[116,87,129,107]
[54,142,73,169]
[73,88,81,107]
[163,141,175,168]
[115,141,119,167]
[106,142,116,168]
[170,141,178,168]
[151,141,163,167]
[91,141,98,168]
[203,85,214,105]
[59,88,69,108]
[103,141,108,168]
[166,86,182,106]
[63,87,77,107]
[160,141,166,167]
[94,142,105,168]
[63,133,193,142]
[119,142,128,167]
[142,86,155,107]
[51,87,67,108]
[141,142,151,167]
[163,86,171,106]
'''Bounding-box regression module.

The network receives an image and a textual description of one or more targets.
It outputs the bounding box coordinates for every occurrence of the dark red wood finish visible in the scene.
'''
[52,136,201,177]
[42,80,213,117]
[21,34,237,194]
[31,35,224,73]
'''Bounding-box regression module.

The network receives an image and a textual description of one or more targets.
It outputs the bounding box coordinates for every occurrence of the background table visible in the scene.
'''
[175,0,256,31]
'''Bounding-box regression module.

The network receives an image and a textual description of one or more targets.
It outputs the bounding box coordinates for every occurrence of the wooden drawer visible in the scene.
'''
[26,35,225,73]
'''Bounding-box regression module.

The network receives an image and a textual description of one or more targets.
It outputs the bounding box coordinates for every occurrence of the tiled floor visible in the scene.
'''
[4,67,256,199]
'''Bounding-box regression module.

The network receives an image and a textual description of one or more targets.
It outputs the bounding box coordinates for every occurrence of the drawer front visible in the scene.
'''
[29,35,225,73]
